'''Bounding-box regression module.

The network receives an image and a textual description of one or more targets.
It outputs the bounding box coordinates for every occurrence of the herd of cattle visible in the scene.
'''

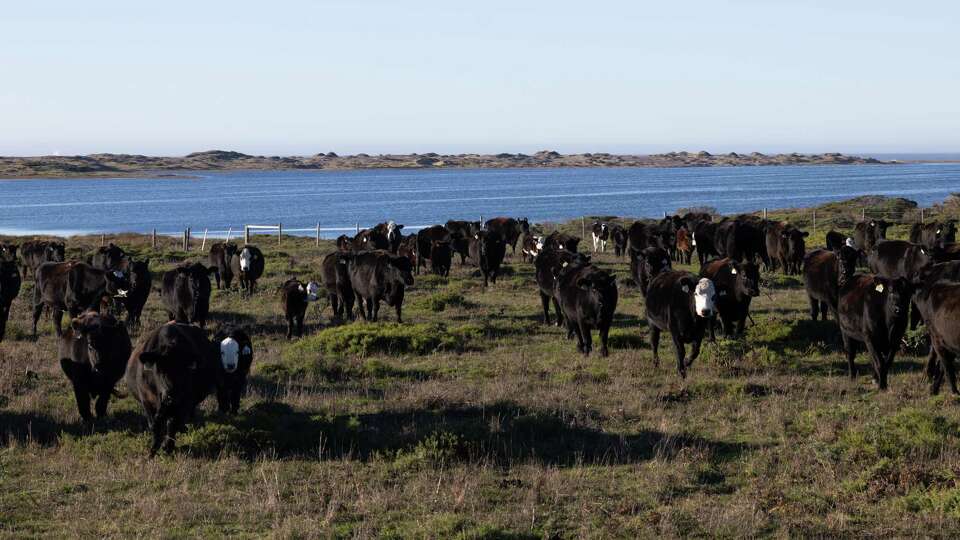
[2,212,960,455]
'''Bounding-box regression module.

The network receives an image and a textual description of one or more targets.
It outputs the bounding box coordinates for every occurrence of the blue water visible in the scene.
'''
[1,163,959,238]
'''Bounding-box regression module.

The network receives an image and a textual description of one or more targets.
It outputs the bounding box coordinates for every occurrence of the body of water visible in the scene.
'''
[1,163,959,238]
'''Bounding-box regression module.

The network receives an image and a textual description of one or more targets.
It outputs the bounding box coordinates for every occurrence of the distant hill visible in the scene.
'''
[0,150,887,178]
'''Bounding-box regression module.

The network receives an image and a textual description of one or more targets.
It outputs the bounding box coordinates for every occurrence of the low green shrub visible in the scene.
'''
[283,322,475,359]
[834,407,959,463]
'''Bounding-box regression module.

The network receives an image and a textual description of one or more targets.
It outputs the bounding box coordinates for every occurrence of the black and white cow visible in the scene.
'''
[591,222,610,253]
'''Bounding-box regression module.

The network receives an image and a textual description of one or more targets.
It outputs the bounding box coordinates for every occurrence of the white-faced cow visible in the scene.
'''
[230,245,265,296]
[699,258,760,337]
[645,272,717,379]
[280,278,320,339]
[591,222,610,253]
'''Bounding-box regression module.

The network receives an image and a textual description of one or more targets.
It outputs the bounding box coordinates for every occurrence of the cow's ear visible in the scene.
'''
[802,231,809,237]
[397,224,404,230]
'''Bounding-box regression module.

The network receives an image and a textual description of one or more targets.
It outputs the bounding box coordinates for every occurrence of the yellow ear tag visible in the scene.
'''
[875,283,884,293]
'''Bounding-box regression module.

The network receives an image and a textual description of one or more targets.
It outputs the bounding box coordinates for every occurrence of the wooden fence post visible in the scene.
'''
[245,226,250,245]
[200,229,208,251]
[812,210,816,234]
[316,222,321,247]
[355,223,359,234]
[151,229,157,249]
[278,223,282,246]
[226,227,232,242]
[100,234,105,247]
[921,207,925,223]
[862,208,865,220]
[581,216,585,240]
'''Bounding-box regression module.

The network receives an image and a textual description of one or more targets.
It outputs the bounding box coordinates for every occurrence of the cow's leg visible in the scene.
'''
[552,298,564,327]
[94,390,110,419]
[927,348,943,395]
[592,234,598,252]
[60,360,93,423]
[649,326,661,367]
[163,415,182,454]
[53,308,64,337]
[598,322,610,357]
[32,302,44,336]
[688,338,703,368]
[579,321,592,356]
[864,339,887,390]
[671,333,687,378]
[910,300,923,331]
[370,298,378,321]
[808,296,820,321]
[298,313,305,337]
[395,302,402,324]
[213,268,221,289]
[941,349,959,395]
[150,410,168,457]
[843,334,857,380]
[539,292,551,325]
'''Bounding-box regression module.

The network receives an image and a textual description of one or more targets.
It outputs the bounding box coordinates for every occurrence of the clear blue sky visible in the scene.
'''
[2,1,957,156]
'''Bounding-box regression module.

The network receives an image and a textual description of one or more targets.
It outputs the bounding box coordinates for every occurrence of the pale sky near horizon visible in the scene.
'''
[2,1,957,156]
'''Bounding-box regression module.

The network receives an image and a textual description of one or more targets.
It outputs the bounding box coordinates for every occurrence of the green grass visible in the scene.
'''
[2,203,960,537]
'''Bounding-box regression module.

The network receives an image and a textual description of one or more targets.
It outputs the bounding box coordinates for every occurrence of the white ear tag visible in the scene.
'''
[561,262,568,267]
[730,268,737,275]
[681,284,690,293]
[298,285,305,292]
[875,283,884,293]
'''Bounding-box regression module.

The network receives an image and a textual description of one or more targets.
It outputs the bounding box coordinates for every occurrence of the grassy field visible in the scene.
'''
[2,206,960,538]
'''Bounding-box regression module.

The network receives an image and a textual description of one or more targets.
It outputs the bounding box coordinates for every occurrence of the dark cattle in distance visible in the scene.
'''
[208,242,238,289]
[349,250,415,322]
[700,258,760,337]
[853,219,890,261]
[336,234,353,252]
[280,278,320,339]
[910,221,957,250]
[20,240,65,279]
[58,311,131,423]
[121,258,151,328]
[543,231,581,253]
[692,221,720,267]
[160,262,216,327]
[0,257,22,342]
[780,226,809,275]
[645,271,717,379]
[445,220,481,239]
[352,227,390,251]
[867,240,932,281]
[397,234,419,272]
[554,262,617,357]
[534,249,590,326]
[89,243,127,272]
[485,217,529,254]
[320,251,355,322]
[610,224,628,257]
[675,227,692,264]
[0,243,17,262]
[33,262,129,337]
[416,225,450,274]
[591,222,609,253]
[631,246,671,297]
[469,230,508,287]
[230,245,265,296]
[838,274,912,390]
[826,230,846,252]
[520,234,544,263]
[428,240,452,277]
[803,246,860,322]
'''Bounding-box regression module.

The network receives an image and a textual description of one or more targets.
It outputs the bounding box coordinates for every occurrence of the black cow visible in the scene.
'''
[58,311,131,423]
[534,249,590,326]
[838,274,912,390]
[485,217,529,254]
[692,221,719,267]
[652,219,677,259]
[160,263,216,327]
[626,221,653,253]
[699,258,760,336]
[802,246,860,322]
[645,272,717,378]
[320,251,355,322]
[230,245,265,296]
[933,243,960,262]
[280,278,320,339]
[352,228,390,251]
[125,322,234,455]
[853,219,890,262]
[428,241,452,277]
[445,220,481,239]
[825,230,846,252]
[718,217,767,265]
[121,258,151,328]
[33,262,129,337]
[0,257,22,342]
[631,246,671,297]
[910,221,957,250]
[554,262,618,357]
[416,225,451,274]
[469,230,507,287]
[89,243,127,272]
[913,279,960,395]
[543,231,581,253]
[335,235,353,252]
[208,242,238,289]
[610,224,628,257]
[780,226,808,275]
[212,327,254,415]
[19,240,65,279]
[371,221,404,253]
[349,250,415,322]
[0,243,17,262]
[867,240,932,281]
[591,222,610,253]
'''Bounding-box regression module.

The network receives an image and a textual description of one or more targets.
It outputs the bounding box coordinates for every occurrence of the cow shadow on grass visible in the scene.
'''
[179,400,756,466]
[0,408,146,447]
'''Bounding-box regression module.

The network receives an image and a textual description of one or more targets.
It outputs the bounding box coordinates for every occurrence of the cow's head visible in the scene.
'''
[302,280,321,302]
[47,242,66,263]
[518,218,530,234]
[872,276,912,324]
[238,247,254,272]
[640,247,671,281]
[387,254,415,286]
[128,259,150,292]
[0,243,17,261]
[692,278,717,318]
[872,220,890,239]
[729,260,760,298]
[215,327,253,375]
[176,263,215,320]
[781,227,809,259]
[223,243,238,259]
[386,221,403,244]
[71,311,126,374]
[576,269,617,311]
[837,245,860,287]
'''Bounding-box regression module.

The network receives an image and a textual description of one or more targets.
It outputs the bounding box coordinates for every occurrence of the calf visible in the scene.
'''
[230,244,265,296]
[780,226,808,275]
[867,240,932,281]
[33,262,129,337]
[699,258,760,336]
[520,234,544,263]
[89,243,127,272]
[160,263,216,327]
[610,224,628,257]
[208,242,238,289]
[675,227,692,264]
[554,263,618,356]
[802,246,860,322]
[121,258,151,328]
[591,222,610,253]
[485,217,529,254]
[0,258,22,341]
[692,221,720,267]
[838,275,912,390]
[469,230,507,287]
[349,250,415,322]
[58,311,131,423]
[853,219,890,262]
[416,225,450,274]
[213,327,254,414]
[913,279,960,395]
[645,272,717,378]
[543,231,580,253]
[428,240,452,276]
[910,221,957,250]
[320,251,355,322]
[19,240,65,279]
[534,249,590,326]
[631,246,671,297]
[825,230,846,252]
[280,278,320,339]
[125,323,229,455]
